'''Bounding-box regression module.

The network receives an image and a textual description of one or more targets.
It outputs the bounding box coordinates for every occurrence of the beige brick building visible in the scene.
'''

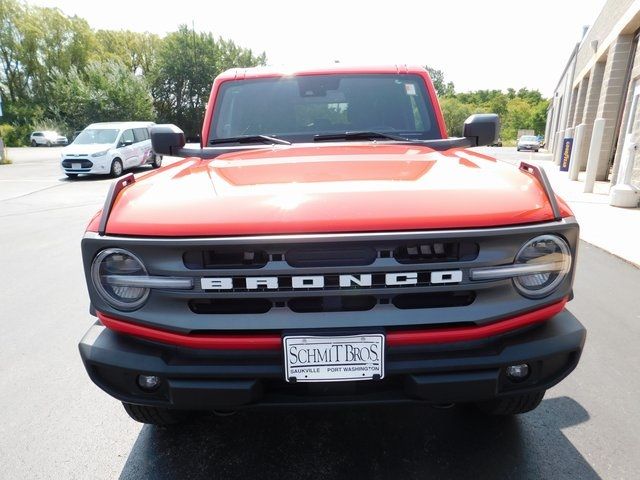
[547,0,640,207]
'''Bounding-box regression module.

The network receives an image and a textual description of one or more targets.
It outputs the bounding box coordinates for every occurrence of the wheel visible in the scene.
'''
[151,154,163,169]
[516,148,521,152]
[110,159,123,178]
[122,402,189,425]
[65,173,78,179]
[535,149,539,153]
[475,390,545,415]
[46,140,52,147]
[31,140,37,147]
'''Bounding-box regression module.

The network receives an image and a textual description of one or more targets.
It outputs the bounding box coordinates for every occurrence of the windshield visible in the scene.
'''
[521,135,538,141]
[210,74,440,144]
[73,128,119,145]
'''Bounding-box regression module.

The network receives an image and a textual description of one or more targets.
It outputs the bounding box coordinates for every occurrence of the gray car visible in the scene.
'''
[517,135,540,152]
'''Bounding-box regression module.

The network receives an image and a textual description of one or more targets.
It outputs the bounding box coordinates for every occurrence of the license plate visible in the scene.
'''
[283,334,384,382]
[72,163,81,169]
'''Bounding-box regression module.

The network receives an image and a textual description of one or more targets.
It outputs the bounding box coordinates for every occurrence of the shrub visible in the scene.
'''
[0,123,30,147]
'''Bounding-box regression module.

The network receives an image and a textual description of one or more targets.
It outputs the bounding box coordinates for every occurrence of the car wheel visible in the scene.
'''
[535,149,539,153]
[122,402,191,426]
[475,390,545,415]
[65,173,78,179]
[31,140,37,147]
[516,148,520,151]
[110,159,124,178]
[46,140,52,147]
[151,154,163,169]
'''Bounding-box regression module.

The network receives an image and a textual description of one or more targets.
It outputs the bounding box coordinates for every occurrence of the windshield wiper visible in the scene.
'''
[313,131,412,142]
[209,135,291,146]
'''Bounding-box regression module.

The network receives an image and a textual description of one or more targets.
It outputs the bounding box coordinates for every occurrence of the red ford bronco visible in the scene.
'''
[79,65,585,425]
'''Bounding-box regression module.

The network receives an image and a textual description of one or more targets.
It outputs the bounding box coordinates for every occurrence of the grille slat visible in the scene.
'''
[184,241,477,271]
[187,292,475,315]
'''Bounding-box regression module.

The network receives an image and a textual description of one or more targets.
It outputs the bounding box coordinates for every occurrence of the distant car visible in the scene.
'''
[30,131,68,147]
[60,121,162,179]
[517,135,540,152]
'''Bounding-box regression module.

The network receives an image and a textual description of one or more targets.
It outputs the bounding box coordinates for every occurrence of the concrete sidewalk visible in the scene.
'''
[531,154,640,267]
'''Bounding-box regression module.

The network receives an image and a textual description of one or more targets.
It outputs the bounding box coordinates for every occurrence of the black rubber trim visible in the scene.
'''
[519,161,561,221]
[170,138,474,159]
[98,174,135,236]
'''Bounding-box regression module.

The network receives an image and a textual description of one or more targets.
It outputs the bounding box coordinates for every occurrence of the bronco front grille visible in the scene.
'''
[82,219,578,332]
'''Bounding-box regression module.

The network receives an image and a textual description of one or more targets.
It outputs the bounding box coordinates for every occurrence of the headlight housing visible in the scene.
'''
[91,150,109,157]
[91,248,149,310]
[512,235,571,298]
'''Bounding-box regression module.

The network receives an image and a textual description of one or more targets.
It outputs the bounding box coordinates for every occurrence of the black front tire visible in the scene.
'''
[31,140,37,147]
[65,173,78,179]
[110,159,123,178]
[151,154,163,169]
[475,390,545,415]
[122,402,189,425]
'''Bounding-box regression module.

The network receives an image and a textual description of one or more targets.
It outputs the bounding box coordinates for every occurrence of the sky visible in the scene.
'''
[29,0,607,96]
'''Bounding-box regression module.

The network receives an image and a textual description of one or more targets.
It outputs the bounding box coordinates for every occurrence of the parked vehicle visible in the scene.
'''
[517,135,541,152]
[60,122,162,178]
[30,130,68,147]
[78,66,585,425]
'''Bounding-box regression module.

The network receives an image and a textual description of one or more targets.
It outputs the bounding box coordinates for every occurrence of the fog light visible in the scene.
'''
[506,364,530,381]
[137,374,161,391]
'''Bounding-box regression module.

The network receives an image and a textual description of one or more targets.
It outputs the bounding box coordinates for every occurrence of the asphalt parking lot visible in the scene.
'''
[1,147,639,479]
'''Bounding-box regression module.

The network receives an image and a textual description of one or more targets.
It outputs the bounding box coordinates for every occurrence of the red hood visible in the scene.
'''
[99,144,571,237]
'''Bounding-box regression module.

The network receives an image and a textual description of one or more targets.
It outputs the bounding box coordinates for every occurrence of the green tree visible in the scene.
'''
[0,0,27,103]
[440,97,475,137]
[425,65,455,97]
[150,25,265,137]
[17,4,94,101]
[94,30,161,76]
[48,61,154,130]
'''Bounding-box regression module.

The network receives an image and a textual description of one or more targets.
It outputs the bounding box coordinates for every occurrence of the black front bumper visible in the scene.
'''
[79,310,585,410]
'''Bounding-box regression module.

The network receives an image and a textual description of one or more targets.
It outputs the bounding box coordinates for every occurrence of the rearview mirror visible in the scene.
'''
[150,124,186,156]
[463,114,500,147]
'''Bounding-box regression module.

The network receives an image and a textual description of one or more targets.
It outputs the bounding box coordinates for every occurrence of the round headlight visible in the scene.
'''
[513,235,572,298]
[91,248,149,310]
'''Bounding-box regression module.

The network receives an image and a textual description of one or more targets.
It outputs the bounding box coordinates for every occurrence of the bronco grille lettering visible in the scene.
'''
[200,270,461,290]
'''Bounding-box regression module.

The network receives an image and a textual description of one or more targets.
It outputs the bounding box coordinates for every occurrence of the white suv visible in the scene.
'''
[60,122,162,178]
[30,131,68,147]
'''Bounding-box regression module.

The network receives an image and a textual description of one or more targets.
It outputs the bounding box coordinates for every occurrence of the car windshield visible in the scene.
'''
[73,129,119,145]
[521,136,538,141]
[209,74,441,144]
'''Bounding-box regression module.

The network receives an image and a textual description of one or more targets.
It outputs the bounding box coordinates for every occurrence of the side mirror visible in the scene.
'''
[123,140,133,147]
[150,124,186,155]
[463,114,500,147]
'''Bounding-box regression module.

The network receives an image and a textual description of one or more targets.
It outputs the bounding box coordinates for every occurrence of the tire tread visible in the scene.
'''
[122,402,185,425]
